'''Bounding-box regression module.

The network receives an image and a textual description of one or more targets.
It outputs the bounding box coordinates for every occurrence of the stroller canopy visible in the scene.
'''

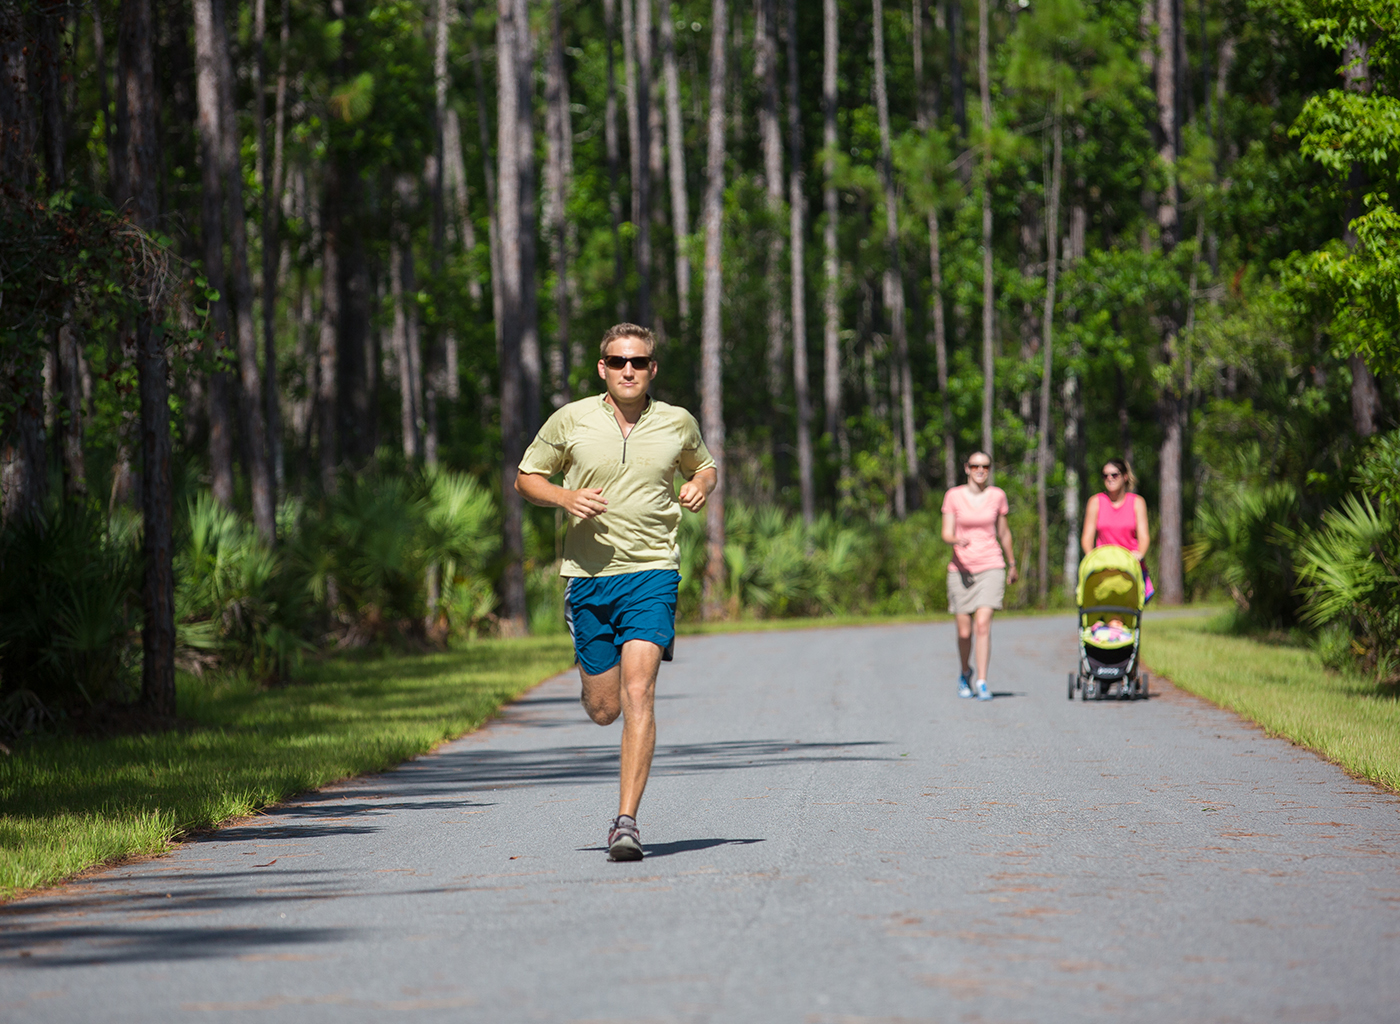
[1076,545,1145,611]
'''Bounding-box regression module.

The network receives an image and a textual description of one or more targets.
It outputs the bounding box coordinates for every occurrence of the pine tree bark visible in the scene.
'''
[661,3,691,326]
[822,0,841,445]
[1341,37,1383,438]
[758,0,785,403]
[545,0,572,406]
[192,0,236,509]
[1153,0,1184,604]
[978,0,994,459]
[212,0,276,542]
[634,0,653,327]
[118,0,176,715]
[700,0,729,621]
[470,26,503,351]
[948,0,966,138]
[786,0,814,527]
[1035,115,1062,605]
[1062,193,1085,593]
[914,1,954,488]
[874,0,917,516]
[36,3,85,500]
[497,0,530,635]
[604,0,625,318]
[318,166,341,493]
[256,0,286,503]
[515,0,542,436]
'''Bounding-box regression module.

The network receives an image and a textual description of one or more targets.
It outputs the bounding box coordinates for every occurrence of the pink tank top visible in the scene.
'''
[1095,492,1140,552]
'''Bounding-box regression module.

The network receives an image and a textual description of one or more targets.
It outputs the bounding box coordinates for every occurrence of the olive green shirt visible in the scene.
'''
[518,395,716,577]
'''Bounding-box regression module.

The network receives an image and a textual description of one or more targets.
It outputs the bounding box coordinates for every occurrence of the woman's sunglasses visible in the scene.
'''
[603,355,653,370]
[966,463,991,470]
[1103,471,1122,479]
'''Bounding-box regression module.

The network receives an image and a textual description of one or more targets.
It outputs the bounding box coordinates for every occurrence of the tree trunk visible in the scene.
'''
[701,0,729,621]
[1062,194,1085,594]
[873,0,917,515]
[389,232,421,460]
[36,4,84,500]
[914,2,954,487]
[948,0,966,138]
[1341,38,1383,438]
[118,0,176,715]
[634,0,653,327]
[786,0,814,527]
[822,0,840,445]
[192,0,236,509]
[604,0,625,319]
[212,0,276,542]
[978,0,994,459]
[497,0,530,635]
[661,3,691,326]
[515,0,541,436]
[1153,0,1184,604]
[758,0,785,404]
[257,0,286,503]
[545,0,572,406]
[470,27,503,353]
[318,169,341,493]
[1035,114,1061,606]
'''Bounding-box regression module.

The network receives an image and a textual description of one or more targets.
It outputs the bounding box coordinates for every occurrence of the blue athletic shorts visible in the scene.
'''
[564,569,680,676]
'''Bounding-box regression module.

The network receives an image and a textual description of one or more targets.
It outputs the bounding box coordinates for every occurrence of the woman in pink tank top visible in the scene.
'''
[1080,456,1152,601]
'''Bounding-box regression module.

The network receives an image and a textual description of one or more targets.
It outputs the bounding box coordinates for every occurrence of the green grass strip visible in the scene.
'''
[1146,614,1400,792]
[0,637,575,901]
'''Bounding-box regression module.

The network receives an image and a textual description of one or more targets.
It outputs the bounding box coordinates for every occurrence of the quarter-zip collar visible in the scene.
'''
[602,394,652,463]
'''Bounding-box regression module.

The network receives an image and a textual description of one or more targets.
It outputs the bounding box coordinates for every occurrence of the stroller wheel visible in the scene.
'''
[1067,672,1075,701]
[1139,671,1149,699]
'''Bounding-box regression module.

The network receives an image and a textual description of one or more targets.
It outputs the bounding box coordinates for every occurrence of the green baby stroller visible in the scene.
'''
[1068,545,1148,701]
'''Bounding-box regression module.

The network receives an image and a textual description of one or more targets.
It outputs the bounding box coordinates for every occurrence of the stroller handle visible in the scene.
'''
[1080,605,1142,616]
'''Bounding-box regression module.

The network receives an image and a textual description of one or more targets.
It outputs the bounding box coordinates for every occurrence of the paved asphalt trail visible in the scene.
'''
[5,616,1400,1022]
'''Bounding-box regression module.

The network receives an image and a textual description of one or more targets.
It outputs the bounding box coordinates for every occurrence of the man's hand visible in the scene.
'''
[678,467,717,512]
[561,488,607,520]
[678,480,708,512]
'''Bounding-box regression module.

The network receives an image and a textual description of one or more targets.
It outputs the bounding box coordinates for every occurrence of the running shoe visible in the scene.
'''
[975,679,992,701]
[607,815,644,861]
[957,668,974,698]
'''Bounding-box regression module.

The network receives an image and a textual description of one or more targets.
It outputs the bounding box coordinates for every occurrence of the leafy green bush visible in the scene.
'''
[1185,482,1301,627]
[1294,493,1400,683]
[176,493,310,682]
[0,504,142,732]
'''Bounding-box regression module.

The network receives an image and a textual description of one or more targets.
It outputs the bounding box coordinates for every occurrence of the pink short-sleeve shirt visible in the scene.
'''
[941,485,1009,573]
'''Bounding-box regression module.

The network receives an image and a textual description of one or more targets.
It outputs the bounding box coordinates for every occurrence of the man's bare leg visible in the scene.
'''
[579,639,663,818]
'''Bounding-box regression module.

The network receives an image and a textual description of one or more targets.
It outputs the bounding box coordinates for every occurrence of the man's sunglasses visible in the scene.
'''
[603,355,653,370]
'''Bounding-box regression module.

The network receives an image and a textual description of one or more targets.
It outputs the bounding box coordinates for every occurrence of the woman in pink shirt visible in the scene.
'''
[941,451,1019,701]
[1081,456,1153,602]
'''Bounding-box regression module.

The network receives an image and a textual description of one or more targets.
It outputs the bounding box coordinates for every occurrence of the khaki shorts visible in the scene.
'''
[947,568,1006,614]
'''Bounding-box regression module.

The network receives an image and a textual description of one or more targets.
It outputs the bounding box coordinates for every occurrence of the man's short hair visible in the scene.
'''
[599,323,657,359]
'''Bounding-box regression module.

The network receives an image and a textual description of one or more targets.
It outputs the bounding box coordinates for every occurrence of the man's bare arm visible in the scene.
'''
[678,467,717,512]
[514,472,608,520]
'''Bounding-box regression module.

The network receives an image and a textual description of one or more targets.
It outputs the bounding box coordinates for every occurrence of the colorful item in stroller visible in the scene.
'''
[1068,545,1148,701]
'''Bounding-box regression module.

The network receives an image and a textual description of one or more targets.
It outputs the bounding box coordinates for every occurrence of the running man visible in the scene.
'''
[515,324,716,861]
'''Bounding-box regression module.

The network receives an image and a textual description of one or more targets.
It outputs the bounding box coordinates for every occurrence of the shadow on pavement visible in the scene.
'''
[577,837,766,859]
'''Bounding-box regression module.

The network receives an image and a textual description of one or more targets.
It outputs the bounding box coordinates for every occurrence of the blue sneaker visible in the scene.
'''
[975,679,992,701]
[957,668,974,698]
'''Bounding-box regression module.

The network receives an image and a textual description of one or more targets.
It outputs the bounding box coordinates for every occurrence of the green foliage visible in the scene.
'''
[0,504,142,732]
[1294,492,1400,682]
[1185,479,1301,627]
[176,494,310,683]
